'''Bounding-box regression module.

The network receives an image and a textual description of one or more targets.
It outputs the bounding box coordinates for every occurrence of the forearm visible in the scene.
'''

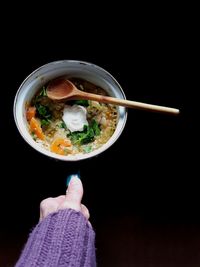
[15,209,96,267]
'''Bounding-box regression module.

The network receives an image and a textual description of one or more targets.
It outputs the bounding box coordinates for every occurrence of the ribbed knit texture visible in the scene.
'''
[15,209,96,267]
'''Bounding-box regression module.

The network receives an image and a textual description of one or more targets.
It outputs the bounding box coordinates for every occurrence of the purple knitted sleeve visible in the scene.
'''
[15,209,96,267]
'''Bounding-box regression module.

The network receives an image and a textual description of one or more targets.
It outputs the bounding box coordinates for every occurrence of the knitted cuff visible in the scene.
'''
[15,209,96,267]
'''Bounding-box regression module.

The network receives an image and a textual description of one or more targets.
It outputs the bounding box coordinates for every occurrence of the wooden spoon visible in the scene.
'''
[46,78,179,115]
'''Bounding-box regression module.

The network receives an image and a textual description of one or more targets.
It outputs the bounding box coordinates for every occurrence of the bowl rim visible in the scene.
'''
[13,60,127,161]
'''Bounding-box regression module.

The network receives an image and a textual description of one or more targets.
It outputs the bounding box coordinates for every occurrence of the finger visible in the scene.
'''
[39,197,59,221]
[81,204,90,220]
[65,175,83,208]
[39,209,43,222]
[54,195,66,205]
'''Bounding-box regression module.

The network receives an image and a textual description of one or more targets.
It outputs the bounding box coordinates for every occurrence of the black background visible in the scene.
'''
[0,5,198,266]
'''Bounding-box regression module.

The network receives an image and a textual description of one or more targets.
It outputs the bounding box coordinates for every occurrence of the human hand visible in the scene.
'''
[39,175,89,221]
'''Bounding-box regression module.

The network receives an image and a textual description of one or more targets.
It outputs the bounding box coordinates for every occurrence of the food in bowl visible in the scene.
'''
[14,60,127,161]
[26,77,118,156]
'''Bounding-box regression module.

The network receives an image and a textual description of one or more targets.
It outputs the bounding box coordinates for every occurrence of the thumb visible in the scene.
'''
[65,175,83,208]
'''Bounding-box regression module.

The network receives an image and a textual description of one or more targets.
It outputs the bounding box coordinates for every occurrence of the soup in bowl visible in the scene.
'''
[14,60,127,161]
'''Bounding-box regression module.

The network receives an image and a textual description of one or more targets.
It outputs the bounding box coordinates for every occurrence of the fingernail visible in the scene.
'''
[66,173,80,186]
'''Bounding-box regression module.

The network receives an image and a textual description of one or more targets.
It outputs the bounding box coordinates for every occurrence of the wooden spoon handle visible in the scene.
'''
[77,92,180,115]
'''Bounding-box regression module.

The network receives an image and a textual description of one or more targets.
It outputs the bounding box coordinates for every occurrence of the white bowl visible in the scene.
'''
[14,60,127,161]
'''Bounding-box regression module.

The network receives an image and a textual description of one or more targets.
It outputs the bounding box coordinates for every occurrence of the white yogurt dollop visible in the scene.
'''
[62,105,88,132]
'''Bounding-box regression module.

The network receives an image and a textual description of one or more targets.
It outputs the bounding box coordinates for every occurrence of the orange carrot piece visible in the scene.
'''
[26,106,36,121]
[30,117,45,140]
[50,138,72,155]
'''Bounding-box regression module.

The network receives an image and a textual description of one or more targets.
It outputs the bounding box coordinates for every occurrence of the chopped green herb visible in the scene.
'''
[37,104,49,117]
[41,119,51,126]
[68,125,93,145]
[60,121,67,129]
[32,86,52,124]
[91,119,101,136]
[39,86,47,97]
[68,120,100,145]
[35,104,52,121]
[83,145,92,153]
[33,87,47,105]
[31,132,37,141]
[74,100,89,106]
